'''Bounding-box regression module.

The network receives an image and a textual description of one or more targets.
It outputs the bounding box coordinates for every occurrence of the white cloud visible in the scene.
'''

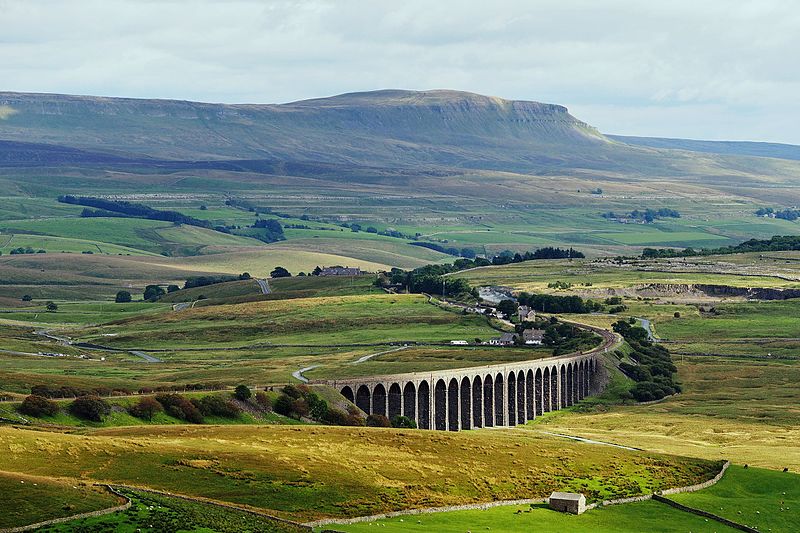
[0,0,798,143]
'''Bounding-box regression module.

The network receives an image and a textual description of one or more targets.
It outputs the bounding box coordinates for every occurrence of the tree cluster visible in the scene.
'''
[516,292,603,314]
[602,208,680,223]
[60,195,214,229]
[642,234,800,259]
[274,384,364,426]
[613,320,680,402]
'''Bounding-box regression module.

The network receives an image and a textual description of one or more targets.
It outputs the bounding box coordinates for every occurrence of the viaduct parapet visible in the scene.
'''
[312,351,604,431]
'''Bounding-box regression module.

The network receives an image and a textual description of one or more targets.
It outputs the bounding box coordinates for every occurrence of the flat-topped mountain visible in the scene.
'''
[0,89,610,168]
[1,89,799,189]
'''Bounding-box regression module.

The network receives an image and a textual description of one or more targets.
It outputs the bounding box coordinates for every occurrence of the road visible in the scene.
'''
[129,350,163,363]
[256,278,271,295]
[352,345,409,364]
[292,365,319,383]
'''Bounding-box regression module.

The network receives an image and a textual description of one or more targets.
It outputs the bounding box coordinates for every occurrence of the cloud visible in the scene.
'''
[0,0,798,143]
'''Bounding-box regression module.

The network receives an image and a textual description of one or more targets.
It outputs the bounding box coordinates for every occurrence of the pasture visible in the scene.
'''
[0,424,721,521]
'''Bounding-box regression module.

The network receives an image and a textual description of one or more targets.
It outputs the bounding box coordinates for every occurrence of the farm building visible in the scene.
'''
[548,492,586,514]
[319,266,362,276]
[517,305,536,321]
[522,329,545,345]
[488,332,517,346]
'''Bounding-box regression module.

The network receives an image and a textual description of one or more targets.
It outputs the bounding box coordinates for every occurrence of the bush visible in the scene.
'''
[69,396,111,422]
[21,294,32,302]
[254,391,272,411]
[129,397,163,421]
[194,394,241,418]
[19,395,59,417]
[143,285,166,301]
[366,414,391,427]
[115,290,132,303]
[234,384,252,402]
[155,393,204,423]
[270,266,291,278]
[674,311,681,318]
[391,415,417,429]
[274,394,295,416]
[45,301,58,312]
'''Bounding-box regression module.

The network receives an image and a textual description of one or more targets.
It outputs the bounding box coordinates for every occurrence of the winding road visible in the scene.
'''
[256,278,271,295]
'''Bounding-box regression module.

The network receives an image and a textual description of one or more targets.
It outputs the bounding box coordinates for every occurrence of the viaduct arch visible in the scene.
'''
[315,352,604,432]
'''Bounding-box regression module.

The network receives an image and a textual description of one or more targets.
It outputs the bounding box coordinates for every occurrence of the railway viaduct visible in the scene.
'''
[314,351,605,431]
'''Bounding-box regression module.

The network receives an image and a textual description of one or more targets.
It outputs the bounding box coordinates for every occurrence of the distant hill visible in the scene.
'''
[2,89,800,201]
[610,135,800,161]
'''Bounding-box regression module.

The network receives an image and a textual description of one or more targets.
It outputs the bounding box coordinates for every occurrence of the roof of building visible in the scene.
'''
[523,328,545,339]
[499,332,517,342]
[549,492,585,501]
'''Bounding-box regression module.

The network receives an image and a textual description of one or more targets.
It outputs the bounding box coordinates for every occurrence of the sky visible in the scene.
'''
[1,0,799,144]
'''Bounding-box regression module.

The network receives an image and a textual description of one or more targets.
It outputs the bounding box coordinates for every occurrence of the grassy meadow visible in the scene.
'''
[0,424,721,522]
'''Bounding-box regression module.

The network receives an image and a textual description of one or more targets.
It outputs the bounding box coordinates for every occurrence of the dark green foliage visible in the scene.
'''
[114,290,132,303]
[21,294,32,302]
[19,395,59,417]
[497,299,519,317]
[182,274,250,289]
[69,396,111,422]
[167,284,180,293]
[60,195,215,229]
[45,301,58,312]
[193,395,241,418]
[391,415,417,428]
[613,320,680,402]
[248,218,285,243]
[602,208,680,223]
[143,285,165,301]
[128,396,163,421]
[517,292,602,314]
[270,266,291,278]
[234,385,251,401]
[254,391,272,411]
[642,234,800,259]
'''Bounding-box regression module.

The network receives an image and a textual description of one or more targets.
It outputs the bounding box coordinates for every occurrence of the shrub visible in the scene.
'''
[19,395,59,417]
[674,311,681,318]
[155,393,204,423]
[254,391,272,411]
[274,394,294,416]
[234,384,252,402]
[21,295,32,302]
[129,397,163,421]
[391,415,417,429]
[69,396,111,422]
[366,414,391,427]
[194,395,241,418]
[45,301,58,312]
[115,290,132,303]
[143,285,166,301]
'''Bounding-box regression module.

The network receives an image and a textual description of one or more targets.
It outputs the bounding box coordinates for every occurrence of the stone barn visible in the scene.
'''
[548,492,586,514]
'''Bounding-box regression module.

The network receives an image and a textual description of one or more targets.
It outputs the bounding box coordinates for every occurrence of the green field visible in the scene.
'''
[326,499,738,533]
[73,294,502,349]
[39,488,306,533]
[0,471,121,529]
[671,465,800,532]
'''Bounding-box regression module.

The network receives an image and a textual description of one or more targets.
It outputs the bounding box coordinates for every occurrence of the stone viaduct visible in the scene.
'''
[314,352,604,431]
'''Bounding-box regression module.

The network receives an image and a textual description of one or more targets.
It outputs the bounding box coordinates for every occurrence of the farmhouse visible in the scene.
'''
[522,328,545,345]
[319,266,362,276]
[548,492,586,514]
[488,332,517,346]
[517,305,536,321]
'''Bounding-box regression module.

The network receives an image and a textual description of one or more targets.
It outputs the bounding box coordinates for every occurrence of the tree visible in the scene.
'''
[115,290,132,303]
[673,311,681,318]
[69,395,111,421]
[129,396,163,421]
[270,266,291,278]
[199,204,208,210]
[21,295,32,302]
[497,299,519,318]
[234,384,252,402]
[167,285,180,293]
[19,395,59,417]
[45,301,58,312]
[143,285,166,301]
